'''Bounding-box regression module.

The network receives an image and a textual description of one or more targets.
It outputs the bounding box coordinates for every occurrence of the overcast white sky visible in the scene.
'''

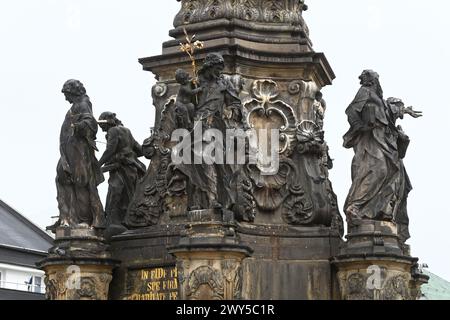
[0,0,449,281]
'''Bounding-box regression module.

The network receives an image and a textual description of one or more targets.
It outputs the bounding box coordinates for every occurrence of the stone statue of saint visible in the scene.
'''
[98,112,146,232]
[175,53,245,211]
[51,79,106,231]
[343,70,422,243]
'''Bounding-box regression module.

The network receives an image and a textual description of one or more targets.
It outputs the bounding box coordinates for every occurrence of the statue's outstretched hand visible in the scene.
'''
[405,106,423,118]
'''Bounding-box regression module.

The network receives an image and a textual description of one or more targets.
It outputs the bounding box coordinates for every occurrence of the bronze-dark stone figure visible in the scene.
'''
[98,112,146,232]
[343,70,422,242]
[175,53,245,211]
[174,69,202,130]
[52,79,106,231]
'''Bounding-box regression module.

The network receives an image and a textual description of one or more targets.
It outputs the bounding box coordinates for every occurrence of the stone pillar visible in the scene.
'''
[38,227,119,300]
[169,210,252,300]
[332,221,428,300]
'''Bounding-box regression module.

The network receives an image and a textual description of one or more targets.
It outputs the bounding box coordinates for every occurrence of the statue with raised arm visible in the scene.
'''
[52,79,106,231]
[343,70,422,243]
[98,112,146,233]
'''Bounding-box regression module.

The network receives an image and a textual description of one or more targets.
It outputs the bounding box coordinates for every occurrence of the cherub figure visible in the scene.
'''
[313,91,326,130]
[175,69,202,130]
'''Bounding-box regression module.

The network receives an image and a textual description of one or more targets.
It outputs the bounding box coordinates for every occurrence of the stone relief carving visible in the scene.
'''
[44,278,59,301]
[383,275,410,300]
[283,184,314,225]
[75,278,98,300]
[222,260,243,300]
[345,273,372,300]
[174,0,309,31]
[187,266,225,300]
[125,95,176,228]
[338,270,414,301]
[127,58,342,231]
[231,173,257,223]
[153,83,168,98]
[43,270,112,301]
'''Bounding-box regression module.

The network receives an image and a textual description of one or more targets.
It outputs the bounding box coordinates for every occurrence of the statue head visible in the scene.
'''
[359,70,379,85]
[315,91,323,101]
[199,53,225,80]
[175,69,191,85]
[359,70,383,98]
[62,79,87,103]
[98,111,123,132]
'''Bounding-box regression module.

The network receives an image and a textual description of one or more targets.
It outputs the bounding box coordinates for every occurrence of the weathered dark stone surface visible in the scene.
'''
[98,112,146,238]
[333,71,427,301]
[50,79,106,232]
[343,70,422,244]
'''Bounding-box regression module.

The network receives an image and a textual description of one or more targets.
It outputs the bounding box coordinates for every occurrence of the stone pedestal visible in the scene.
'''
[332,221,428,300]
[38,227,119,300]
[169,210,252,300]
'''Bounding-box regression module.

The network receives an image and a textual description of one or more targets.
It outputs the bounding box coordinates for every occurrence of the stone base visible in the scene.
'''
[332,255,423,300]
[39,260,116,300]
[51,226,110,259]
[169,209,252,300]
[332,220,429,300]
[343,220,405,256]
[170,250,250,300]
[109,220,342,300]
[38,227,119,300]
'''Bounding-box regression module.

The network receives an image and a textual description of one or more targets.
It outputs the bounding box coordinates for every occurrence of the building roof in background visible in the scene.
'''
[0,199,53,253]
[422,271,450,300]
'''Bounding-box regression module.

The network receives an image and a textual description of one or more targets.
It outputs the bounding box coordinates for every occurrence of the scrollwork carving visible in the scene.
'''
[283,184,314,225]
[75,278,98,300]
[339,271,414,300]
[233,174,257,223]
[174,0,309,28]
[288,80,306,96]
[152,83,168,98]
[187,266,225,300]
[222,260,243,300]
[346,273,371,300]
[383,275,410,300]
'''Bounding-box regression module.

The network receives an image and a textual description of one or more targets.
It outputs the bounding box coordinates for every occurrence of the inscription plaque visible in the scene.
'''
[126,266,179,300]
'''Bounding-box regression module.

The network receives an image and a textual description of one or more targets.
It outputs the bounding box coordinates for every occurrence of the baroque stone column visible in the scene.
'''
[38,228,119,300]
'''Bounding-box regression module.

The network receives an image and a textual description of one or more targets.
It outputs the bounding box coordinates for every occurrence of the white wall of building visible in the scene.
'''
[0,263,45,294]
